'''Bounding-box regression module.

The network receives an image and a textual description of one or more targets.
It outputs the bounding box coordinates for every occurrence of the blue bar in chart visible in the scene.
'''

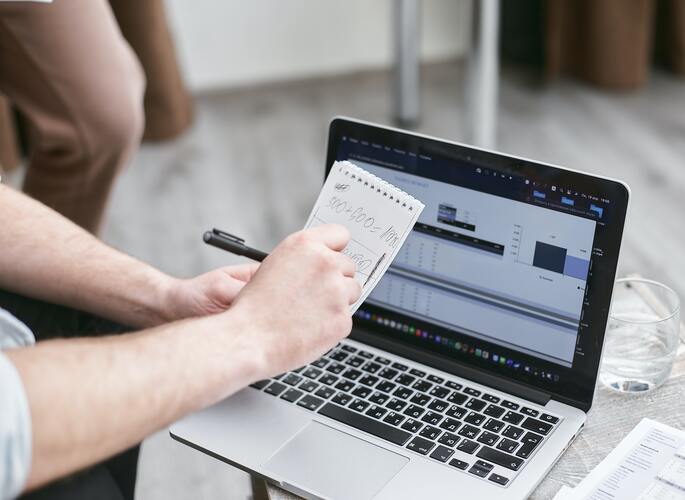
[563,255,590,280]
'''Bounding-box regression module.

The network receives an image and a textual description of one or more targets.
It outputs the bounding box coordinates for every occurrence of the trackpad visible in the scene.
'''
[264,422,408,499]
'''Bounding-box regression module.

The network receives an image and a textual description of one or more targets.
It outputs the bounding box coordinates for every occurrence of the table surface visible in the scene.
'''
[264,345,685,500]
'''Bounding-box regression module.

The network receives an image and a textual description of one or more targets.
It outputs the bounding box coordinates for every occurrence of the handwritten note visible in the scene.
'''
[304,161,424,311]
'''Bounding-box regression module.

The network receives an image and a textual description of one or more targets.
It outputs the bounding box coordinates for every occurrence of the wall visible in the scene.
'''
[165,0,472,92]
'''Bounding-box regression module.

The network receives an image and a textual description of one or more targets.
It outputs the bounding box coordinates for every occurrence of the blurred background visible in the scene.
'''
[2,0,684,498]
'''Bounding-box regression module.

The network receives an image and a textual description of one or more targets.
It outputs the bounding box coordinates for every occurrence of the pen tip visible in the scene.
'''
[203,231,211,242]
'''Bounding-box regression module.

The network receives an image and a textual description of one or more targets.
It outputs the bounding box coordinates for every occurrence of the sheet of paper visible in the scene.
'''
[304,161,424,312]
[567,419,685,500]
[553,485,576,500]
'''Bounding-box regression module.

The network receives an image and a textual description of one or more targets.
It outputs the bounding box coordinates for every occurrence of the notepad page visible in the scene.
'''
[304,161,425,312]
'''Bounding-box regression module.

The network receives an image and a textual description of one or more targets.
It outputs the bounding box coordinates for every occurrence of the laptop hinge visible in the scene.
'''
[351,328,552,406]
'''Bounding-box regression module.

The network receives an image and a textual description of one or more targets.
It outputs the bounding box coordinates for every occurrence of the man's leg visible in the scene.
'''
[0,0,145,233]
[0,290,140,500]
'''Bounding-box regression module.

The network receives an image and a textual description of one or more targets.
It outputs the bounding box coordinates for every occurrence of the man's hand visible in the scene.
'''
[228,224,362,379]
[161,263,259,322]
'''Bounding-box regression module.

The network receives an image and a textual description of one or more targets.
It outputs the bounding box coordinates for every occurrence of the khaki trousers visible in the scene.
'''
[0,0,145,233]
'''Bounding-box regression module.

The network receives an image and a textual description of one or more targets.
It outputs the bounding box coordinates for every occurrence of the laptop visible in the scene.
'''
[171,117,630,499]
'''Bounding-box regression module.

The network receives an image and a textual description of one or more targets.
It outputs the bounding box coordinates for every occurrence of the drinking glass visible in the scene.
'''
[600,278,681,393]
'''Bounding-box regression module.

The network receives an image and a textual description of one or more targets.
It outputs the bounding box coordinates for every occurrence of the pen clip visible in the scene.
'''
[212,228,245,243]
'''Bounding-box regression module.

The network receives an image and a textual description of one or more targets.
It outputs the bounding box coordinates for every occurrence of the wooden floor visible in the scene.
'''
[98,61,685,499]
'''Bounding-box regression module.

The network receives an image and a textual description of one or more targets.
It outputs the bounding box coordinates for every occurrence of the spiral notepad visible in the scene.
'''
[304,160,425,312]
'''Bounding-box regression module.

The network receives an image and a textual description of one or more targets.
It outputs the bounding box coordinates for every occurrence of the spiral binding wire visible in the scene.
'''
[336,162,418,212]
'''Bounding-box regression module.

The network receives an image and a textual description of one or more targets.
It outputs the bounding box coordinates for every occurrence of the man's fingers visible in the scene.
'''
[345,277,363,305]
[337,254,356,278]
[304,224,351,251]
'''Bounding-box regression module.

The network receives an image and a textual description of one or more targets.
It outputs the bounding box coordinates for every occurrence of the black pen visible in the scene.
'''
[203,228,269,262]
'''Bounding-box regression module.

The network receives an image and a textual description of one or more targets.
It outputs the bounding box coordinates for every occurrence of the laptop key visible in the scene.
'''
[358,350,374,359]
[332,393,352,406]
[438,432,459,447]
[362,362,382,374]
[264,382,287,396]
[410,393,430,406]
[502,425,524,440]
[386,398,407,411]
[502,411,524,425]
[393,387,413,400]
[520,407,539,417]
[429,445,454,463]
[463,387,481,397]
[359,374,379,387]
[412,380,433,393]
[376,381,396,393]
[314,386,335,399]
[349,398,370,413]
[477,446,524,471]
[446,405,467,419]
[497,438,519,454]
[352,386,372,399]
[419,425,441,440]
[464,412,486,426]
[477,431,500,446]
[500,400,520,411]
[341,344,357,353]
[281,388,304,403]
[374,356,391,365]
[302,367,322,379]
[326,363,346,374]
[447,392,468,405]
[319,403,412,446]
[458,425,480,440]
[409,368,426,377]
[283,373,303,386]
[449,458,469,470]
[335,380,354,392]
[299,380,319,393]
[312,358,329,369]
[365,405,387,420]
[403,404,425,419]
[429,386,450,399]
[465,398,487,412]
[427,374,445,384]
[469,460,493,478]
[483,404,505,418]
[406,436,435,455]
[329,351,348,362]
[391,362,409,371]
[297,395,324,411]
[445,381,463,390]
[540,413,559,424]
[483,418,505,433]
[489,473,510,486]
[345,356,365,368]
[379,368,399,380]
[319,374,338,386]
[439,417,461,433]
[421,411,443,426]
[369,391,389,405]
[457,439,479,454]
[401,418,423,433]
[383,411,405,427]
[428,399,449,413]
[395,374,416,386]
[516,432,543,460]
[521,417,553,435]
[481,393,500,404]
[250,380,270,390]
[342,369,362,381]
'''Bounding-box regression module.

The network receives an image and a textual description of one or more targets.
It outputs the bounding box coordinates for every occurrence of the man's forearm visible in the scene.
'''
[0,185,174,327]
[5,308,262,491]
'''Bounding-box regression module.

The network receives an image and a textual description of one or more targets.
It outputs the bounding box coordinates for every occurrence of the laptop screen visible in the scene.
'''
[327,118,629,410]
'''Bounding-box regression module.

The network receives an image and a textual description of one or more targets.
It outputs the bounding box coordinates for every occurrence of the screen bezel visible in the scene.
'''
[326,117,630,412]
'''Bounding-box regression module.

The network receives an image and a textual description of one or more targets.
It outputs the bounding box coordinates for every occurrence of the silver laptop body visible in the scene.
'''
[171,118,630,500]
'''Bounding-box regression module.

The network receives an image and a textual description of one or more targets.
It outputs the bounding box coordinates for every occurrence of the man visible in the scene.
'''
[0,0,146,233]
[0,183,361,499]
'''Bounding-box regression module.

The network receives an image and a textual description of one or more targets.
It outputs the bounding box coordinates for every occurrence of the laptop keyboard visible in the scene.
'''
[250,342,562,488]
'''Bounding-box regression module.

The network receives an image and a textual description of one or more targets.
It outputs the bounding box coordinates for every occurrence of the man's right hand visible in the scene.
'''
[229,224,362,378]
